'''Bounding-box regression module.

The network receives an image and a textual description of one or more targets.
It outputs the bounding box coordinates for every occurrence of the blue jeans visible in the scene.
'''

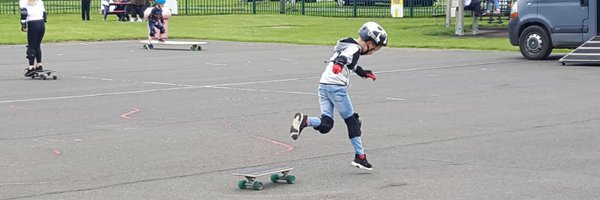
[317,84,354,120]
[307,84,365,155]
[149,20,165,37]
[102,5,109,20]
[486,0,499,11]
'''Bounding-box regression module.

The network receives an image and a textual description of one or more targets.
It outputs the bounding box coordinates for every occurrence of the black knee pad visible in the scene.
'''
[344,113,361,139]
[314,115,334,134]
[26,48,35,60]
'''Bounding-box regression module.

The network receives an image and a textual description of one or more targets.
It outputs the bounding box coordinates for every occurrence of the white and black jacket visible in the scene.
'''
[319,37,365,86]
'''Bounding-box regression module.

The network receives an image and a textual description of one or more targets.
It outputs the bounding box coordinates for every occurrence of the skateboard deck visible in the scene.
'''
[233,166,295,190]
[140,40,207,51]
[30,70,57,80]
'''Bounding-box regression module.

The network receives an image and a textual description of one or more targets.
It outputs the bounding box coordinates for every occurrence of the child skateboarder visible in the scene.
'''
[290,22,388,171]
[146,0,166,43]
[19,0,47,77]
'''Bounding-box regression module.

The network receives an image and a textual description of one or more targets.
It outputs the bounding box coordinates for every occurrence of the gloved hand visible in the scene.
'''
[332,63,343,74]
[364,70,377,81]
[20,21,27,32]
[354,66,376,81]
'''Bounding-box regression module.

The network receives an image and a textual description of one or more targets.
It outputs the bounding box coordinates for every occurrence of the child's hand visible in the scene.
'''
[365,70,377,81]
[332,63,343,74]
[354,66,376,81]
[20,21,27,32]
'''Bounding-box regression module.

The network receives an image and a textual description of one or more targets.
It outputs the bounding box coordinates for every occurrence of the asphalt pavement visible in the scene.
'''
[0,41,599,200]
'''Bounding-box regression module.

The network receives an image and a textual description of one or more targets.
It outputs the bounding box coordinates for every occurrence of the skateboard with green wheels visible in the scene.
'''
[233,166,295,190]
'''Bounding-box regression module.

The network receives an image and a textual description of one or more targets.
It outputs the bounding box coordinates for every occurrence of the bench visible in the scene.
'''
[479,0,512,24]
[106,2,131,21]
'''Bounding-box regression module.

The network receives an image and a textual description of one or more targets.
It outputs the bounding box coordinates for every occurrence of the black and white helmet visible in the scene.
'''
[358,22,388,47]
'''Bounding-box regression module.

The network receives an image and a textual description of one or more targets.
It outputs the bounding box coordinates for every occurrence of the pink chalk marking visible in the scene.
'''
[121,107,141,119]
[222,120,295,162]
[251,135,295,153]
[241,135,295,162]
[52,149,62,155]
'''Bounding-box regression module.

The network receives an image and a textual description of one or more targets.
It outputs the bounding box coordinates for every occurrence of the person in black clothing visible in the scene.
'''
[81,0,91,20]
[20,0,47,77]
[464,0,483,17]
[130,0,147,22]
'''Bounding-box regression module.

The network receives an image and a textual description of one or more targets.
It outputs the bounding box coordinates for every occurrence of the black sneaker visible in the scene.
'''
[290,112,307,140]
[24,68,36,77]
[35,65,43,71]
[351,154,373,170]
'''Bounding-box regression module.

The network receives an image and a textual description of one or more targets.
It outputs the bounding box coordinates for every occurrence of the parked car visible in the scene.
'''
[341,0,435,6]
[508,0,596,60]
[403,0,436,6]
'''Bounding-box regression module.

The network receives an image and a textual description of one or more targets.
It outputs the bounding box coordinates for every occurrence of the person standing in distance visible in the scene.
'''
[81,0,91,20]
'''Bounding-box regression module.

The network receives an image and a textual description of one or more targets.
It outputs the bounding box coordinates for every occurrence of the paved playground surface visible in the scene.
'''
[1,41,599,200]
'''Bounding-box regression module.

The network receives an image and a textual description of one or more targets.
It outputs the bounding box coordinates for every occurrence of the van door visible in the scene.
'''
[538,0,589,45]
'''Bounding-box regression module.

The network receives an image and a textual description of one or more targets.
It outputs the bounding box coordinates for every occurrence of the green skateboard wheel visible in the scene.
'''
[286,175,296,184]
[237,180,247,189]
[270,174,280,183]
[252,181,263,190]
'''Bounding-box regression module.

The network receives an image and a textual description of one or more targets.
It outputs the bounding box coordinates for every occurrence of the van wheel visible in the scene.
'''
[519,25,553,60]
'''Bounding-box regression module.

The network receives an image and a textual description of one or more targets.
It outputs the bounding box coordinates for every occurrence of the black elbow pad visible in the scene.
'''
[20,8,27,21]
[333,56,348,66]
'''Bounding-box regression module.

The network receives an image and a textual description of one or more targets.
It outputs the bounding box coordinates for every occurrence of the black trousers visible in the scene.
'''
[26,20,45,66]
[465,0,483,16]
[130,5,147,19]
[81,0,91,20]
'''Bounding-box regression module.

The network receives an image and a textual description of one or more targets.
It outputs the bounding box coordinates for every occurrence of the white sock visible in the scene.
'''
[28,66,35,70]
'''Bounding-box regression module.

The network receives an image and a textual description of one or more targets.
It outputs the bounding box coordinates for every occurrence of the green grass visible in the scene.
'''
[1,1,440,17]
[0,14,518,51]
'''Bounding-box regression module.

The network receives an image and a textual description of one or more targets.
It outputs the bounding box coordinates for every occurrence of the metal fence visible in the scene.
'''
[0,0,442,17]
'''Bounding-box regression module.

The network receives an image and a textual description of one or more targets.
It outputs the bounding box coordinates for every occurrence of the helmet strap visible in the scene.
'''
[361,41,375,55]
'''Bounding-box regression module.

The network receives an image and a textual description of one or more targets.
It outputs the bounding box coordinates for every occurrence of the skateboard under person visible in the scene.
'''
[290,21,388,171]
